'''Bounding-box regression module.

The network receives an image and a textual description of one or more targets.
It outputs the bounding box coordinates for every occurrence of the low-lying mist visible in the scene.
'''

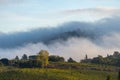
[0,17,120,61]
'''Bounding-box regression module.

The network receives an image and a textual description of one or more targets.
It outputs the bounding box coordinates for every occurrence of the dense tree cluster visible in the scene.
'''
[49,55,65,62]
[81,51,120,67]
[0,58,9,66]
[0,50,66,68]
[0,50,49,68]
[1,50,120,68]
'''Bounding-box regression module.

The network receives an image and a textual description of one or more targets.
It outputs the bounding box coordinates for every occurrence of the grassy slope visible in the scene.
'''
[0,67,118,80]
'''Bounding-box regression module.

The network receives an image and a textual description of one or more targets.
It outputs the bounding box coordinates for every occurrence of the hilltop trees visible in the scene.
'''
[15,56,19,61]
[8,50,49,68]
[2,50,120,68]
[0,58,9,66]
[18,50,49,68]
[67,57,76,63]
[49,55,65,62]
[91,55,104,64]
[81,51,120,67]
[21,54,28,60]
[81,54,92,63]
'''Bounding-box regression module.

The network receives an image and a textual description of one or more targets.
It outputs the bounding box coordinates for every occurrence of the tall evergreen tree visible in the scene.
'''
[21,54,28,60]
[85,54,88,60]
[15,56,19,61]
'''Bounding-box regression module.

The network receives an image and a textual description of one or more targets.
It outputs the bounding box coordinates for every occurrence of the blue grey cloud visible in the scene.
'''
[0,17,120,49]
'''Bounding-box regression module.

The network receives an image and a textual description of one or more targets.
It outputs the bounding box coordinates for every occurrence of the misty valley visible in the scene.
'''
[0,17,120,80]
[0,0,120,80]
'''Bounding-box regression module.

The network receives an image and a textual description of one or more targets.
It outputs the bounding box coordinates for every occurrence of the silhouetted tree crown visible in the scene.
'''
[81,51,120,67]
[49,55,65,62]
[21,54,28,60]
[0,58,9,66]
[85,54,88,60]
[67,57,76,63]
[15,56,19,61]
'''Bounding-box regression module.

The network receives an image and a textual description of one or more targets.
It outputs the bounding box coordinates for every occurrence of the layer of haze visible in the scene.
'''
[0,17,120,61]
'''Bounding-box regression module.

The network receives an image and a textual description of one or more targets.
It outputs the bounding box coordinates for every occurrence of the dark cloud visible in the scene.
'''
[0,17,120,49]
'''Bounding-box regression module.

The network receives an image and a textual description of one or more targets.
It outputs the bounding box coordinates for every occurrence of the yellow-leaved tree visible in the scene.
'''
[37,50,49,68]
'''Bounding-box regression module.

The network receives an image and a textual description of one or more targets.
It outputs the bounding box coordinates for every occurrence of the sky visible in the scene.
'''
[0,0,120,61]
[0,0,120,33]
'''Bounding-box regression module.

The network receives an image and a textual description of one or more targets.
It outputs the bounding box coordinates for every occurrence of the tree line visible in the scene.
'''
[81,51,120,67]
[0,50,76,68]
[1,50,120,68]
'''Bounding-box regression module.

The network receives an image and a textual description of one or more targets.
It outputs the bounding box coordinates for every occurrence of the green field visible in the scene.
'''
[0,67,118,80]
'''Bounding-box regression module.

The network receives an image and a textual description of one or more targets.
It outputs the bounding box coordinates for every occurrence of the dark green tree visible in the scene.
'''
[0,58,9,66]
[21,54,28,60]
[49,55,65,62]
[67,57,76,63]
[85,54,88,60]
[113,51,120,58]
[15,56,19,61]
[91,55,104,64]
